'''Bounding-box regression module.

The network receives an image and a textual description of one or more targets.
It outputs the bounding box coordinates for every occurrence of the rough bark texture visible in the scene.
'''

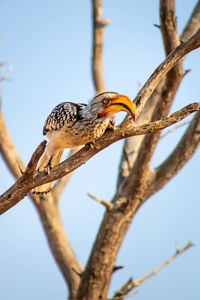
[0,103,198,214]
[1,1,200,300]
[0,113,82,300]
[118,0,200,188]
[33,195,83,299]
[0,110,25,178]
[91,0,110,94]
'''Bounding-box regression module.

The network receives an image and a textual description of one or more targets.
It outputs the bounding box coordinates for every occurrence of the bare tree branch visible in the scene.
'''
[0,94,83,300]
[122,0,183,190]
[91,0,111,94]
[117,0,200,187]
[181,0,200,42]
[25,140,46,175]
[160,121,189,139]
[0,110,25,178]
[1,3,199,300]
[117,0,184,201]
[118,29,200,127]
[110,290,138,300]
[143,109,200,199]
[75,26,200,297]
[0,102,198,215]
[1,19,200,300]
[113,241,194,299]
[117,79,165,187]
[33,194,83,300]
[74,103,198,300]
[160,0,180,56]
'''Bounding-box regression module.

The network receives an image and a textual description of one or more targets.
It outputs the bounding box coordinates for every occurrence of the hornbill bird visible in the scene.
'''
[32,92,135,194]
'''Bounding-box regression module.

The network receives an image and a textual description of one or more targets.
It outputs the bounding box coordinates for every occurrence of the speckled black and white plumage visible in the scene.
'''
[43,102,86,134]
[32,92,135,194]
[44,92,119,157]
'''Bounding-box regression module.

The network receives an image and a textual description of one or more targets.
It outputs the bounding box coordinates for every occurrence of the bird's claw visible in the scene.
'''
[86,142,95,149]
[43,156,53,174]
[44,165,52,175]
[107,121,115,131]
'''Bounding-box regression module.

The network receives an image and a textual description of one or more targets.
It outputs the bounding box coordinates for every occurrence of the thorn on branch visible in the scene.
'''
[18,164,24,175]
[183,69,191,77]
[153,23,161,29]
[96,18,112,27]
[112,265,124,274]
[88,193,113,211]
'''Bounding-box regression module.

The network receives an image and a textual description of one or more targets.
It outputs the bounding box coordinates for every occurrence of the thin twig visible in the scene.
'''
[160,121,189,139]
[134,241,194,285]
[0,64,13,81]
[109,290,138,300]
[88,193,113,211]
[113,241,194,299]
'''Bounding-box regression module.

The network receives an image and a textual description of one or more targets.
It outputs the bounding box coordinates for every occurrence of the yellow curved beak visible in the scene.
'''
[104,95,136,121]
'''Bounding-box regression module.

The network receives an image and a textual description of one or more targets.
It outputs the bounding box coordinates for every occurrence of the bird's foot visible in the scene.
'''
[107,120,115,131]
[44,156,53,174]
[32,189,51,196]
[44,164,52,175]
[85,142,95,149]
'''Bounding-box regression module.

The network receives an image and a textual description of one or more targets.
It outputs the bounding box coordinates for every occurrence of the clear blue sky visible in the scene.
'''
[0,1,199,299]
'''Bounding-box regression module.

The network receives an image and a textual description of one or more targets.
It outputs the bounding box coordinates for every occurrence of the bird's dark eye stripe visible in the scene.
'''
[112,103,135,120]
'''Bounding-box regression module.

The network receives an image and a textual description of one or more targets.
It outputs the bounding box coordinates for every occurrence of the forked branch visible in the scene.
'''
[118,0,200,186]
[0,102,198,214]
[0,88,82,299]
[132,29,200,118]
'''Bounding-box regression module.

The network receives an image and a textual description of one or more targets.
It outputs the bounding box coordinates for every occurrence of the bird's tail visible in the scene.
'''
[32,150,63,194]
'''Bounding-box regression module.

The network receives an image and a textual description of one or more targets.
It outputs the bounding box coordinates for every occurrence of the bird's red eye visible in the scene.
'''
[103,99,109,105]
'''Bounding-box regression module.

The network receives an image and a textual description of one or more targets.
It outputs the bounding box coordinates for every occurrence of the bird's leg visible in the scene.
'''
[44,155,54,174]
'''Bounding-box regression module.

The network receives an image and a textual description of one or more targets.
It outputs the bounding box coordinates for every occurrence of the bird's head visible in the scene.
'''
[89,92,136,121]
